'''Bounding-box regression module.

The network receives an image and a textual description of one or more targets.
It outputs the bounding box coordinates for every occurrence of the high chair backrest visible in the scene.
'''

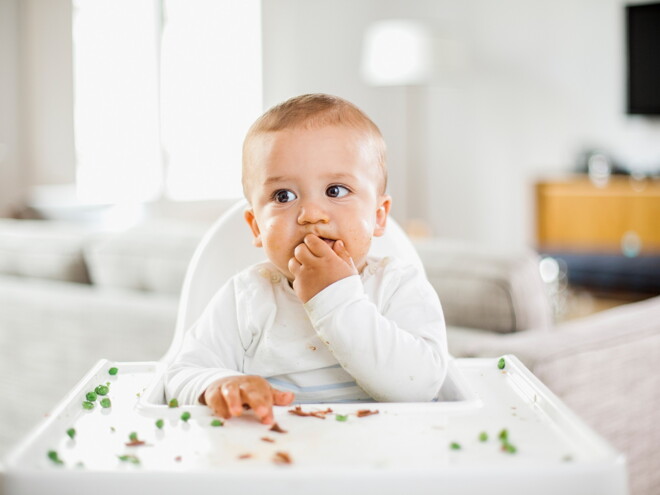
[162,199,425,363]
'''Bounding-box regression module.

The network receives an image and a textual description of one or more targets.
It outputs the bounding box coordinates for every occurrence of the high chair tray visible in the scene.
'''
[1,356,627,495]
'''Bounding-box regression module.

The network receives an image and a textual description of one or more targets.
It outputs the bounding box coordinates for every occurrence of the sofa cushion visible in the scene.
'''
[0,219,91,283]
[414,239,553,333]
[84,220,207,295]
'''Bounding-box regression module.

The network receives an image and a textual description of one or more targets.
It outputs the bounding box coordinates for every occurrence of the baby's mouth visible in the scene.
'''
[319,237,336,248]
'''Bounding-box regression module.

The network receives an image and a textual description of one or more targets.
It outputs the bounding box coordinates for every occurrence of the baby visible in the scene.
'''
[165,94,448,424]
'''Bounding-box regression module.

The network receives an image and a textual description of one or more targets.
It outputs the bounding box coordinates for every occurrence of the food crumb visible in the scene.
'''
[238,453,253,460]
[273,451,292,464]
[174,456,182,462]
[356,409,379,417]
[269,423,287,434]
[261,436,275,443]
[288,405,333,419]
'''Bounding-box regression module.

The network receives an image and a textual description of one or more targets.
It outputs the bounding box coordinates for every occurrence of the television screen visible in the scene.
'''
[626,2,660,115]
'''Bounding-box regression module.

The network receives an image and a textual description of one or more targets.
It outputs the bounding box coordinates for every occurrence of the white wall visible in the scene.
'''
[262,0,660,249]
[0,0,22,216]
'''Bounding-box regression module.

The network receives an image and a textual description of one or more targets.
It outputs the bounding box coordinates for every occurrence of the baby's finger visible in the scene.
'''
[221,382,244,417]
[303,234,331,256]
[242,387,274,424]
[205,386,231,419]
[333,240,356,268]
[288,256,301,276]
[293,242,317,263]
[272,388,295,406]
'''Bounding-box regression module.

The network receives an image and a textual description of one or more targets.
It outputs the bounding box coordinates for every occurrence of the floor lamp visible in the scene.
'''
[361,20,434,237]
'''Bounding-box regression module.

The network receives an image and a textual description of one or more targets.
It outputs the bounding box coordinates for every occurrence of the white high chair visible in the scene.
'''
[1,201,628,495]
[163,198,426,364]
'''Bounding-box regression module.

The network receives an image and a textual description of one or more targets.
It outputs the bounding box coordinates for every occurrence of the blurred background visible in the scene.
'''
[0,0,659,302]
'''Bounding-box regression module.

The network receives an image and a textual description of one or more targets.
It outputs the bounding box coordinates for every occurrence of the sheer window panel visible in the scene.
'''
[72,0,162,204]
[160,0,262,200]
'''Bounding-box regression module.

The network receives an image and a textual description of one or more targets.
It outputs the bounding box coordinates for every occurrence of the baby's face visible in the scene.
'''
[244,125,390,281]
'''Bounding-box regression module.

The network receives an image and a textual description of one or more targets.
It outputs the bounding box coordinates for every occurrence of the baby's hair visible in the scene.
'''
[242,93,387,197]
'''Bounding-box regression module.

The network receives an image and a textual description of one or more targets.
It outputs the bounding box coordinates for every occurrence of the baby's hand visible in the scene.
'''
[288,234,358,303]
[201,375,294,424]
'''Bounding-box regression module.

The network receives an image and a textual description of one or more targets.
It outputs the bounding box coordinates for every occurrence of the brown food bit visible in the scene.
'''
[125,440,147,447]
[261,436,275,443]
[356,409,379,417]
[288,405,333,419]
[269,423,287,434]
[238,453,253,460]
[273,451,292,464]
[174,456,182,462]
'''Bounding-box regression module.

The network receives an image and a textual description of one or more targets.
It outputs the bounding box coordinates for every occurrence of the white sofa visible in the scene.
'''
[0,217,658,495]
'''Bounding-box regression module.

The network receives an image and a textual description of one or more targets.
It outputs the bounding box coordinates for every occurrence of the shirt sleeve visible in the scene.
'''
[303,261,448,402]
[164,278,248,405]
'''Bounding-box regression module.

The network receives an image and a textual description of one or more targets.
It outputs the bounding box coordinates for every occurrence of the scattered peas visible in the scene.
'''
[210,419,223,427]
[502,442,517,454]
[100,398,112,408]
[335,414,349,422]
[95,385,109,396]
[47,450,64,465]
[478,431,488,442]
[155,419,164,429]
[108,367,118,376]
[449,442,461,450]
[66,428,76,440]
[180,411,191,422]
[117,454,140,465]
[82,401,95,410]
[86,391,97,402]
[168,398,179,408]
[498,357,506,370]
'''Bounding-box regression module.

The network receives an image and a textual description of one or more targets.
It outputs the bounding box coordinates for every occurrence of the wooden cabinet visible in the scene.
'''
[535,176,660,255]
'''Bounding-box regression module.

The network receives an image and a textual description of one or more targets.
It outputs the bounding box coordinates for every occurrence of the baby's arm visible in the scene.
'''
[165,278,294,422]
[303,259,448,402]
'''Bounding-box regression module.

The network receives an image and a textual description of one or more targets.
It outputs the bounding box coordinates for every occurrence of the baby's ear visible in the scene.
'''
[244,208,263,247]
[373,195,392,237]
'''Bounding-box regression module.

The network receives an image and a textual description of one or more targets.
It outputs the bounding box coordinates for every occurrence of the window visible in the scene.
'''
[72,0,262,203]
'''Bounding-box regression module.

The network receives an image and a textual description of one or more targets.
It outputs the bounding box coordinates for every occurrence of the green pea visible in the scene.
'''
[86,391,97,402]
[82,401,94,410]
[95,385,109,396]
[47,450,64,465]
[498,357,506,370]
[155,419,164,429]
[168,398,179,408]
[478,431,488,442]
[100,398,112,408]
[499,428,508,441]
[66,428,76,440]
[450,442,461,450]
[117,454,140,465]
[335,414,349,422]
[210,419,223,427]
[108,367,118,376]
[502,442,517,454]
[129,432,138,442]
[180,411,191,422]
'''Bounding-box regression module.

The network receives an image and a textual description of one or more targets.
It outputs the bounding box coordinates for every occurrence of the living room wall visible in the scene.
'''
[1,0,659,249]
[262,0,660,249]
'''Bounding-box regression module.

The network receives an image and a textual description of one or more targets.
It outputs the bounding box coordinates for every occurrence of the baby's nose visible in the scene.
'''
[297,201,330,224]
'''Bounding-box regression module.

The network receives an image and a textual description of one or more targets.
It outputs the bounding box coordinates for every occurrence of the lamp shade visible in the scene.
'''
[361,20,433,86]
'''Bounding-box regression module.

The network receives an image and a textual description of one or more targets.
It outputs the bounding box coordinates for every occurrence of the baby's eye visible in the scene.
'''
[274,189,297,203]
[326,185,350,198]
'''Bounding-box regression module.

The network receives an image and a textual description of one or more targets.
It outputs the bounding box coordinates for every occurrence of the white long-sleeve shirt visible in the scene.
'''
[165,256,448,404]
